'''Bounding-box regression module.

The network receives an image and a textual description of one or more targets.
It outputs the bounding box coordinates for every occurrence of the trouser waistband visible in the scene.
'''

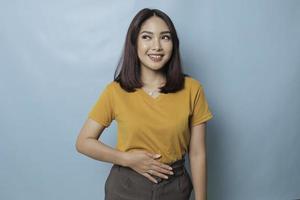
[153,157,186,183]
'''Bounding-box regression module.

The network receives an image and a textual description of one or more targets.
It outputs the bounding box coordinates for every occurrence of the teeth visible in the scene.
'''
[149,55,163,58]
[148,54,164,62]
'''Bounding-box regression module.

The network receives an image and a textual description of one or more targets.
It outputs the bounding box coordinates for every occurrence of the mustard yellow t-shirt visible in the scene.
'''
[88,76,213,164]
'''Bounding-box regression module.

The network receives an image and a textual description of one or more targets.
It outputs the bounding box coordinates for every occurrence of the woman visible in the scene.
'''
[76,8,213,200]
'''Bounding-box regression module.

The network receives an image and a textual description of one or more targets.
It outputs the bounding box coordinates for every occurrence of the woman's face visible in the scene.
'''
[137,16,173,72]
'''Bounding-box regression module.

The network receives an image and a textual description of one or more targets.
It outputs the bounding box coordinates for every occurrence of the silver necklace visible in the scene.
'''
[147,89,160,96]
[143,81,165,96]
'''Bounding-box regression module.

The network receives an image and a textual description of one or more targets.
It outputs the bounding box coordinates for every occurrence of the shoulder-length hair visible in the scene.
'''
[113,8,189,93]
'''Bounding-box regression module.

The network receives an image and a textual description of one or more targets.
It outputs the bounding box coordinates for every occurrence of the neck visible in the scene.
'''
[140,66,166,88]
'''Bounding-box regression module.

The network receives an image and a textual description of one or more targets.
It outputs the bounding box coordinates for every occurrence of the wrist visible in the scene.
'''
[119,151,130,167]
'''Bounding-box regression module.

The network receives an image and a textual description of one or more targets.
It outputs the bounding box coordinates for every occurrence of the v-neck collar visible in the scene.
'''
[137,88,165,102]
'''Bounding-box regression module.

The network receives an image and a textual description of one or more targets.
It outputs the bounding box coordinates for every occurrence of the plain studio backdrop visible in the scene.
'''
[1,1,299,200]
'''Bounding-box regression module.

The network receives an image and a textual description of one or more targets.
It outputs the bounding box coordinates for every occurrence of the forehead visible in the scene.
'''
[139,16,170,33]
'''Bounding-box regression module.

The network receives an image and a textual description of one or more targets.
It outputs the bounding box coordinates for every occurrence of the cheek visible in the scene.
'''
[141,44,149,52]
[137,46,144,60]
[137,42,149,54]
[164,43,173,56]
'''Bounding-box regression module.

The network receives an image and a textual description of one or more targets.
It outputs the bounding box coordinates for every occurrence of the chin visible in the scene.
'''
[149,64,167,71]
[143,61,168,70]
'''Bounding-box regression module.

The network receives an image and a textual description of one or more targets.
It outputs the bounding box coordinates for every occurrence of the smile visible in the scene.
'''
[148,54,164,62]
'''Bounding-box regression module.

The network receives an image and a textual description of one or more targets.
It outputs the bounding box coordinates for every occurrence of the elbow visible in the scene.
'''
[75,138,84,153]
[75,137,93,153]
[75,142,81,153]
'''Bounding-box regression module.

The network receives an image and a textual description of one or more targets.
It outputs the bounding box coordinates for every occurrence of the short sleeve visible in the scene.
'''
[88,85,115,127]
[190,83,213,127]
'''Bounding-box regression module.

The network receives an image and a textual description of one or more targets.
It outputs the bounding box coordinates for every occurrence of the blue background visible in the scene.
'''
[1,1,299,200]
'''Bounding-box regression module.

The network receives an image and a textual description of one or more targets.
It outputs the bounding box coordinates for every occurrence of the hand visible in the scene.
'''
[123,150,174,183]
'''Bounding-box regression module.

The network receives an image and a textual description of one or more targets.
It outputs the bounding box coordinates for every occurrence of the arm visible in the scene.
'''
[188,122,207,200]
[75,118,127,166]
[75,118,173,183]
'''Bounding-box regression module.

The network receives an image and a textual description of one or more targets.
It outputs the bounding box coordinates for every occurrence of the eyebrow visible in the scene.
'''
[140,31,171,35]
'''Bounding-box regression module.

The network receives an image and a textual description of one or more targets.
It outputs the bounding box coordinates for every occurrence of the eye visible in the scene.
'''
[162,35,171,40]
[141,35,151,40]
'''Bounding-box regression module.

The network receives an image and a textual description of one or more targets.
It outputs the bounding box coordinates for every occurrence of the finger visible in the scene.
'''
[146,152,161,159]
[151,164,174,176]
[149,169,169,179]
[153,154,161,159]
[153,160,173,171]
[149,165,172,179]
[143,172,158,184]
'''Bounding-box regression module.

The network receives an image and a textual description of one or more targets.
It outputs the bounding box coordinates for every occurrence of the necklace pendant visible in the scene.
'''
[149,91,154,96]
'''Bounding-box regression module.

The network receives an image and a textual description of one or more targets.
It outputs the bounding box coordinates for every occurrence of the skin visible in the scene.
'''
[137,16,173,89]
[189,123,208,200]
[125,16,175,182]
[75,16,174,185]
[76,15,207,199]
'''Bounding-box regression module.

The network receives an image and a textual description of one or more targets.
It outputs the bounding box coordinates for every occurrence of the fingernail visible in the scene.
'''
[170,171,174,175]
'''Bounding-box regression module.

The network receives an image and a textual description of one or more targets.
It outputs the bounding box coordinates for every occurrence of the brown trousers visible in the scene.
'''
[104,157,193,200]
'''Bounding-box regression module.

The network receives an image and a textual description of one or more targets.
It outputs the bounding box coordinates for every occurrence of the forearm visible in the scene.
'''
[189,155,207,200]
[76,138,127,166]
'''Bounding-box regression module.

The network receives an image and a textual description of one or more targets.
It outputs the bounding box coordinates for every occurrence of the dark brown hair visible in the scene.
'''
[113,8,189,93]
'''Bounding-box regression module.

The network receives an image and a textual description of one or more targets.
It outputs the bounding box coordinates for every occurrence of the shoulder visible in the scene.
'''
[184,76,203,90]
[104,81,120,90]
[102,81,124,96]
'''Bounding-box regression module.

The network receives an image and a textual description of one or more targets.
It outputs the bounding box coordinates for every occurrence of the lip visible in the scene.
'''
[148,54,164,56]
[148,54,164,62]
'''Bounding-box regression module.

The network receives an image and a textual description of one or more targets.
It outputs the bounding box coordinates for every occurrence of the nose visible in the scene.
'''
[151,38,162,51]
